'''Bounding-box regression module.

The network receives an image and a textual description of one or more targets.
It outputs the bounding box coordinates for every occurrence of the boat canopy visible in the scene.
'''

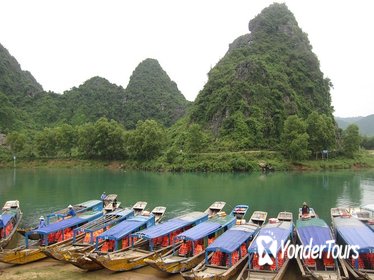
[207,224,258,254]
[32,217,86,235]
[75,208,134,234]
[177,222,221,241]
[177,215,236,242]
[296,218,332,250]
[334,217,374,252]
[97,215,155,241]
[47,199,103,221]
[249,221,293,254]
[133,211,208,239]
[28,211,102,235]
[362,204,374,213]
[0,213,14,227]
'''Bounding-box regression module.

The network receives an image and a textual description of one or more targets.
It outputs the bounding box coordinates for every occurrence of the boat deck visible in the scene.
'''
[162,255,187,264]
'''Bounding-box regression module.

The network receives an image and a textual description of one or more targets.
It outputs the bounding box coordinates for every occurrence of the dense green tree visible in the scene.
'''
[185,124,207,153]
[221,111,254,150]
[6,131,26,155]
[127,120,167,160]
[361,136,374,150]
[35,128,58,157]
[281,115,310,160]
[55,124,77,156]
[77,118,126,159]
[306,112,336,156]
[77,123,96,159]
[92,118,126,159]
[342,124,361,158]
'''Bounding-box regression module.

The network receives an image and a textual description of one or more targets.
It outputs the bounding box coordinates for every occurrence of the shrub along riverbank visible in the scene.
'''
[1,148,373,172]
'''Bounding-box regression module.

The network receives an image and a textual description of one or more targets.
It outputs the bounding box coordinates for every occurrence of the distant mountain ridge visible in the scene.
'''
[0,42,189,131]
[335,115,374,136]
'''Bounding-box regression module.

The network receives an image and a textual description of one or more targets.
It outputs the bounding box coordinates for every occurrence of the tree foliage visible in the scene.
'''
[6,131,26,155]
[306,112,335,155]
[342,124,361,158]
[281,115,310,160]
[185,123,207,153]
[127,119,167,160]
[77,118,126,159]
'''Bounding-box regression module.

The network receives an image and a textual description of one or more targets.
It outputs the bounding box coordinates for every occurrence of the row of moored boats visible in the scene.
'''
[0,197,373,280]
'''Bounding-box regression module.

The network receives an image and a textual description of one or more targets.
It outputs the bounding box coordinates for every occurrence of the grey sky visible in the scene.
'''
[1,0,373,117]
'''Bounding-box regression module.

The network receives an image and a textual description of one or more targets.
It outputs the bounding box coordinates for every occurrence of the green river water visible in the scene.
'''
[0,168,373,279]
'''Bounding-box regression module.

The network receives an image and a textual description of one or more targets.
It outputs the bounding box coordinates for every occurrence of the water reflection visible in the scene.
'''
[0,169,373,227]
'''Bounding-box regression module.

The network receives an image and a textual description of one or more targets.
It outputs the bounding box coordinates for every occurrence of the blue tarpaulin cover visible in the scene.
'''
[0,213,14,228]
[29,211,102,235]
[207,224,258,254]
[296,218,333,250]
[76,209,133,232]
[177,221,221,241]
[32,216,86,235]
[133,212,208,239]
[249,221,293,253]
[334,217,374,252]
[97,216,152,240]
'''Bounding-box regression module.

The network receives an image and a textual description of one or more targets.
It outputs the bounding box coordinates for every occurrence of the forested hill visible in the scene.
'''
[124,58,190,128]
[336,115,374,136]
[59,77,126,126]
[0,43,44,131]
[190,3,333,148]
[0,43,189,131]
[0,43,43,103]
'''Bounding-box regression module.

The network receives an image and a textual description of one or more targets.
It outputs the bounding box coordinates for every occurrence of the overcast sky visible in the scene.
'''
[1,0,373,117]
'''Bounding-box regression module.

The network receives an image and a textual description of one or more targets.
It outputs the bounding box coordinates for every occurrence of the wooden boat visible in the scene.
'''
[0,200,23,248]
[132,201,148,216]
[103,194,121,212]
[331,208,351,219]
[45,208,134,261]
[277,211,293,222]
[181,223,260,280]
[145,214,236,274]
[204,202,226,218]
[298,207,317,219]
[248,211,267,226]
[17,199,103,240]
[96,211,208,272]
[349,205,374,232]
[65,214,156,271]
[151,206,167,223]
[236,212,293,280]
[0,210,102,265]
[231,205,249,224]
[296,214,349,279]
[332,214,374,280]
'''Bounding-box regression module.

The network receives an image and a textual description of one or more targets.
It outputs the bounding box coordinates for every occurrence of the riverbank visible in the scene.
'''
[0,259,182,280]
[0,256,303,280]
[1,150,373,172]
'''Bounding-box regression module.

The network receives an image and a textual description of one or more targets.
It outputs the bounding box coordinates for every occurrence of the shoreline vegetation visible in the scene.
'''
[1,150,373,172]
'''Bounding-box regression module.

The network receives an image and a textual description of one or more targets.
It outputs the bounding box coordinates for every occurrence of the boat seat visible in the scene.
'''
[323,253,335,270]
[304,257,316,270]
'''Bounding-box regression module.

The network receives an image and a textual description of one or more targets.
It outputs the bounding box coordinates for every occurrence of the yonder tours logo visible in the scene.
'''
[256,234,359,265]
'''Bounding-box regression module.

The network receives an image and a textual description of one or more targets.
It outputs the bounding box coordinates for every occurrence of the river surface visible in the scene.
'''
[0,168,373,279]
